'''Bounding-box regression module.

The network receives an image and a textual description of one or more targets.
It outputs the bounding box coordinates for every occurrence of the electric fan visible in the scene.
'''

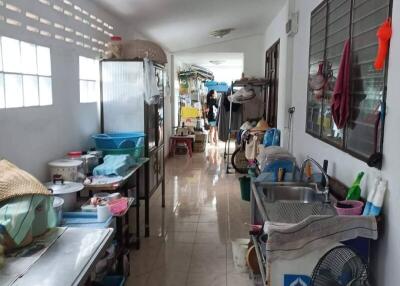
[311,246,370,286]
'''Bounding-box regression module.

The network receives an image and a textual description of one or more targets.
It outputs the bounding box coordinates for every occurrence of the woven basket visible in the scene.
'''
[0,160,51,203]
[122,40,167,65]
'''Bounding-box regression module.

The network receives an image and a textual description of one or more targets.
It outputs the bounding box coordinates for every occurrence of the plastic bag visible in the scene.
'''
[143,58,160,104]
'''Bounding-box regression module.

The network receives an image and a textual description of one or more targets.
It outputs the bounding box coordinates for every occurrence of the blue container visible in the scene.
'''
[92,132,145,150]
[102,276,126,286]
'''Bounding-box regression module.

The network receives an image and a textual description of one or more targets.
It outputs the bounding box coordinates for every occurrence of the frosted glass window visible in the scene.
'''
[39,76,52,105]
[2,37,21,73]
[23,75,39,106]
[80,80,88,102]
[5,74,23,108]
[79,56,98,80]
[79,56,99,103]
[0,42,2,71]
[0,74,4,108]
[0,36,53,108]
[37,46,51,76]
[21,42,38,74]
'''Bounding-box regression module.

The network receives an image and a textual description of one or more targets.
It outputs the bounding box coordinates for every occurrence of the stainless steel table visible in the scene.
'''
[11,227,113,286]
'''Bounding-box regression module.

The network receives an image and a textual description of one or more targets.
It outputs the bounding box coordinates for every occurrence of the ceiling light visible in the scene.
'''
[209,28,235,39]
[209,60,225,65]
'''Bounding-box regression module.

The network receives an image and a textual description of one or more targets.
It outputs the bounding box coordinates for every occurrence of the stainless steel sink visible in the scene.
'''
[261,183,326,203]
[252,182,336,224]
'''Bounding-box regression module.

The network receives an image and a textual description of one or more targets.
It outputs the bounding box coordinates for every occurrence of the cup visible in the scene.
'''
[97,203,111,222]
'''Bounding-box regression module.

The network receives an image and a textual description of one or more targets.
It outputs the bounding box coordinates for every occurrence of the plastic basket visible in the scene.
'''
[239,176,251,202]
[92,132,145,150]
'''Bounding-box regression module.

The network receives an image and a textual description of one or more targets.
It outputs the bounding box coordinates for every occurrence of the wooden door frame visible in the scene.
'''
[265,39,280,128]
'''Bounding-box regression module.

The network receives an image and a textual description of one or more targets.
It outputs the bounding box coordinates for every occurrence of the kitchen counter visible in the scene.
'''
[7,227,113,286]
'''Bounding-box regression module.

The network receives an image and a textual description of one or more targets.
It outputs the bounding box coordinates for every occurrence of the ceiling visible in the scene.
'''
[92,0,286,52]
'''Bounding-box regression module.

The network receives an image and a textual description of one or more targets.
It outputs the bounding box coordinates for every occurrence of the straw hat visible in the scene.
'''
[251,119,269,132]
[0,160,51,203]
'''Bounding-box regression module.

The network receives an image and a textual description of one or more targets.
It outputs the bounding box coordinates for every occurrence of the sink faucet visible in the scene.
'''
[300,157,330,203]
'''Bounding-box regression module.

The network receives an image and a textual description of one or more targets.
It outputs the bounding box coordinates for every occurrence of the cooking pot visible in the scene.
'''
[80,154,99,175]
[67,152,99,175]
[48,159,83,182]
[45,178,84,211]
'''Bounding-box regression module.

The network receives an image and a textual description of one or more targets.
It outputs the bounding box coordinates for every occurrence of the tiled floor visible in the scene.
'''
[127,144,253,286]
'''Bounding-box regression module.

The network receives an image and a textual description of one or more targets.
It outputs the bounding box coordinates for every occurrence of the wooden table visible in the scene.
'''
[169,135,196,157]
[84,158,149,249]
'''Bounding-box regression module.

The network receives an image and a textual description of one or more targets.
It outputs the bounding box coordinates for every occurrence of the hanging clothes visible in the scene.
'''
[242,94,265,121]
[143,58,160,104]
[245,134,262,160]
[217,93,242,142]
[331,39,351,129]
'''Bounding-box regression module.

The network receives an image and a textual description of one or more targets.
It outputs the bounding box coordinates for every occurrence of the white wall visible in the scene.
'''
[263,1,290,147]
[265,0,400,284]
[177,35,265,77]
[0,1,126,181]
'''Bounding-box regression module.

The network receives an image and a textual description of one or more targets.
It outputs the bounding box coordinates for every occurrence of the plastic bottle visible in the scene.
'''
[369,179,387,216]
[362,176,381,216]
[346,172,364,200]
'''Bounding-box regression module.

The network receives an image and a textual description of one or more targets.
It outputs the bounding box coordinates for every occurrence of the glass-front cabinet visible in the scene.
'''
[100,59,166,198]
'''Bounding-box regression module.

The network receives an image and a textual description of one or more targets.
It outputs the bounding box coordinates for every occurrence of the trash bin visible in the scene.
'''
[239,176,251,202]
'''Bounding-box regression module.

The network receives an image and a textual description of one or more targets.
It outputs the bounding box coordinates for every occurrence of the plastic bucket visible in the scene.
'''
[239,176,251,202]
[231,239,250,273]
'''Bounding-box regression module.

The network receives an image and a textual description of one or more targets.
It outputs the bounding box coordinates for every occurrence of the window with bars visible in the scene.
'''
[79,56,99,103]
[306,0,392,168]
[0,36,52,108]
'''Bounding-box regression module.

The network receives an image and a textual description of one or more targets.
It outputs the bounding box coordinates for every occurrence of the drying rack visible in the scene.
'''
[224,79,269,174]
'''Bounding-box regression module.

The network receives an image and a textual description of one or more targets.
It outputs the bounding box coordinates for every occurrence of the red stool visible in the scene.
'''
[169,136,194,157]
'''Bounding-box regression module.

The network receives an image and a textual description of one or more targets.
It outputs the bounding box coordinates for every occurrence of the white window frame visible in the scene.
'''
[0,36,53,109]
[79,56,99,103]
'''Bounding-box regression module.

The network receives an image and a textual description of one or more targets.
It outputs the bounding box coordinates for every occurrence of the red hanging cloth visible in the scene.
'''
[331,39,351,129]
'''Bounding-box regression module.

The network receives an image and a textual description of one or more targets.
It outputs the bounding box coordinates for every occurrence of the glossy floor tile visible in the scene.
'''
[128,143,252,285]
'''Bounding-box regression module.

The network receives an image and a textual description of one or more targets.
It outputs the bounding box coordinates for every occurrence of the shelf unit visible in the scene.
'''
[224,79,269,174]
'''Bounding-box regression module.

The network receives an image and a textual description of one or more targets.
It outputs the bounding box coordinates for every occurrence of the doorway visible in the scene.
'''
[265,40,280,127]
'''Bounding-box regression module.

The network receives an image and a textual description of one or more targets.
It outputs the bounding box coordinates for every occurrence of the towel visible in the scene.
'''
[0,195,56,246]
[331,39,351,129]
[264,215,378,262]
[93,155,135,176]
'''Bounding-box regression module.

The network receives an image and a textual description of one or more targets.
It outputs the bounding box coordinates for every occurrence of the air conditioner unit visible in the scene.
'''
[286,12,299,37]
